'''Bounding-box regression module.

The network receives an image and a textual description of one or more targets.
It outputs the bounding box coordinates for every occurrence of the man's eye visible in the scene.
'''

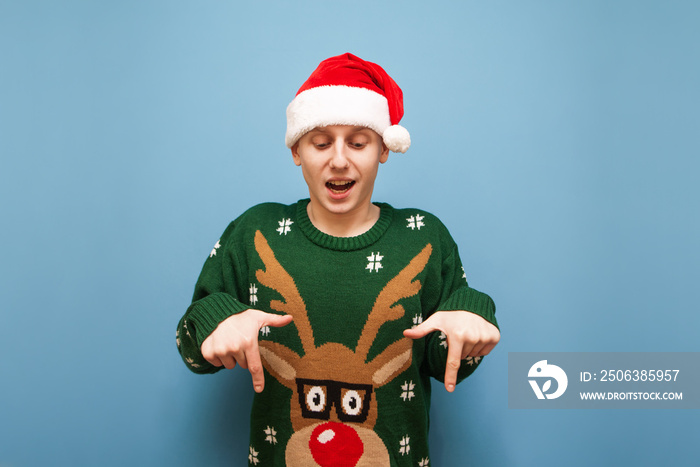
[314,142,330,149]
[350,142,367,148]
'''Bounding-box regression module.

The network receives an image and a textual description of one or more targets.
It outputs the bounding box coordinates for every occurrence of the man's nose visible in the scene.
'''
[329,143,350,169]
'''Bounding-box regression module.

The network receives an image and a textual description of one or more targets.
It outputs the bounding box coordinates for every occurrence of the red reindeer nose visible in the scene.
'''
[309,421,364,467]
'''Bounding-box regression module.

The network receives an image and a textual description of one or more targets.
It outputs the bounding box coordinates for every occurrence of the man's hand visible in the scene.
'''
[403,311,500,393]
[201,309,293,393]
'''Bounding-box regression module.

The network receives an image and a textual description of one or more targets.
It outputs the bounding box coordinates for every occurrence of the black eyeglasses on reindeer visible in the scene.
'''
[296,378,374,423]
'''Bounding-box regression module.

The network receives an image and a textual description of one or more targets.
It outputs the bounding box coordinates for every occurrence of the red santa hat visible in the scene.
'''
[285,53,411,153]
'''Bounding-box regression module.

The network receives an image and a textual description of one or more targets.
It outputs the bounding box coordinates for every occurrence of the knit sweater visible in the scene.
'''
[177,200,497,466]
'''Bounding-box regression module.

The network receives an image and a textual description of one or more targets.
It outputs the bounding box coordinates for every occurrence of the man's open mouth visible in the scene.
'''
[326,180,355,194]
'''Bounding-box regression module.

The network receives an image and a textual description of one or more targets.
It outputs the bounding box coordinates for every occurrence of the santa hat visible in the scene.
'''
[285,53,411,153]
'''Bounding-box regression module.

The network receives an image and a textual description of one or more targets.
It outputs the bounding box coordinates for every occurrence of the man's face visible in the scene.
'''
[292,125,389,219]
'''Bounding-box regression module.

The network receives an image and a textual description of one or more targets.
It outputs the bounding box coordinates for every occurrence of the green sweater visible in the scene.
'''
[177,200,497,466]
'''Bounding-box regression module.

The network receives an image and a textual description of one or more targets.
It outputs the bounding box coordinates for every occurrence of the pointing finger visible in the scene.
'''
[444,337,463,393]
[246,341,265,393]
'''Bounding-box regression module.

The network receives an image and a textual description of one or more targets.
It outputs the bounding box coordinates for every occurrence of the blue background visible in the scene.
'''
[2,1,698,465]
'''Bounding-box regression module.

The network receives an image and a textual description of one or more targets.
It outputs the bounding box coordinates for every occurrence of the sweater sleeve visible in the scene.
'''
[176,221,252,374]
[422,244,498,384]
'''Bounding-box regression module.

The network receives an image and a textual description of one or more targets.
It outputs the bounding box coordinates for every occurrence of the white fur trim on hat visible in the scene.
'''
[286,85,393,149]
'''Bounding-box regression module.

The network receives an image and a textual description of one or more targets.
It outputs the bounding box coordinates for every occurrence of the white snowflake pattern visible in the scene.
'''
[461,266,467,281]
[264,426,277,444]
[418,457,430,466]
[439,331,448,349]
[176,329,180,348]
[400,381,415,401]
[399,435,411,455]
[366,252,383,273]
[260,326,270,337]
[249,446,259,465]
[249,283,258,305]
[210,239,221,258]
[406,214,425,230]
[412,314,423,328]
[276,218,294,235]
[464,355,482,366]
[185,357,201,369]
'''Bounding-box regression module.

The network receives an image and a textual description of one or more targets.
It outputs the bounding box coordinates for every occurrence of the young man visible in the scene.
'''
[177,53,499,466]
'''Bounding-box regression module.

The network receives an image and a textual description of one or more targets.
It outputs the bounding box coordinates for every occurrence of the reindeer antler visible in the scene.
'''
[254,230,315,355]
[355,244,433,360]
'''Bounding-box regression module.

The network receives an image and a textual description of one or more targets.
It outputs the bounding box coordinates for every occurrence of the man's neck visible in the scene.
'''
[306,202,380,238]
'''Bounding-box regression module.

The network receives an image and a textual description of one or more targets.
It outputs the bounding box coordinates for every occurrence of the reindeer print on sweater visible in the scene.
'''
[254,230,431,466]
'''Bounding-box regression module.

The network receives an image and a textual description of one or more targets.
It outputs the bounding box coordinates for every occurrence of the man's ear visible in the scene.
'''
[291,143,301,166]
[379,143,390,164]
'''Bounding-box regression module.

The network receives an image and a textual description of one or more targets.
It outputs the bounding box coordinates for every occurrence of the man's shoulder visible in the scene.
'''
[238,201,299,220]
[388,204,439,219]
[375,203,459,256]
[380,203,449,232]
[218,200,303,241]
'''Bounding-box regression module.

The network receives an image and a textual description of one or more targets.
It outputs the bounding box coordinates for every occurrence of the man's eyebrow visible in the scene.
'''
[308,126,370,135]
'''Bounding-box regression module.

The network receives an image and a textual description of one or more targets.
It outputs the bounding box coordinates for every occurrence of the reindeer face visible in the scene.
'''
[290,358,386,466]
[254,231,432,467]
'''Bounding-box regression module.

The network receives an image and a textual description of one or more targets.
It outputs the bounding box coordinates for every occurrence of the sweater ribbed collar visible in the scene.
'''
[296,199,393,251]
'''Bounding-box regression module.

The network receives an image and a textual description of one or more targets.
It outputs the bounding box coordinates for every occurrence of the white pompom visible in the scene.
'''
[382,125,411,153]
